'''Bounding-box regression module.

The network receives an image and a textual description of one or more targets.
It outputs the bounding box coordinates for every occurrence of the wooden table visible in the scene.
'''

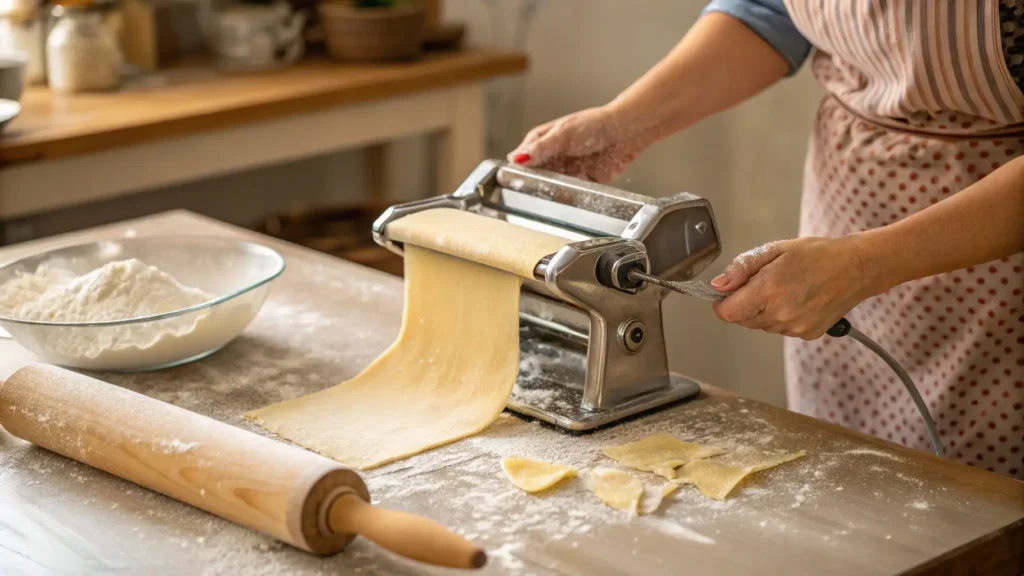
[0,50,527,220]
[1,212,1022,576]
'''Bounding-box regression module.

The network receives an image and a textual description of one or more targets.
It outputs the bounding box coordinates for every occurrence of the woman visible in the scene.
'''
[509,0,1024,478]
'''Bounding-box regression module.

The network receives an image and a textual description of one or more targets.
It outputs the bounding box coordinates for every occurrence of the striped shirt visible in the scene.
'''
[705,0,1024,134]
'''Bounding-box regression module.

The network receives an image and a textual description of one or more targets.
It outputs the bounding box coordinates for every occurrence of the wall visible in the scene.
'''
[7,0,822,406]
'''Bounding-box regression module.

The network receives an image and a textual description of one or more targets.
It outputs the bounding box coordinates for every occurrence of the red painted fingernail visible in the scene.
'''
[513,153,531,164]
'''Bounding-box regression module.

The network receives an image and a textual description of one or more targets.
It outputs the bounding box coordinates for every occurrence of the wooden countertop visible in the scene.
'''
[0,212,1022,575]
[0,49,527,166]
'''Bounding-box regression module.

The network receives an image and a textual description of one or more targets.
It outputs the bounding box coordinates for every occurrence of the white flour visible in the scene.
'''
[0,259,212,323]
[0,259,227,367]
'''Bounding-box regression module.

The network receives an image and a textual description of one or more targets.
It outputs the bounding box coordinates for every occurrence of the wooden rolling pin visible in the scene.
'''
[0,363,486,570]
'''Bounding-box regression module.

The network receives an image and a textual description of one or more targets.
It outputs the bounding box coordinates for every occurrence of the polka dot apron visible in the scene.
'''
[782,0,1024,478]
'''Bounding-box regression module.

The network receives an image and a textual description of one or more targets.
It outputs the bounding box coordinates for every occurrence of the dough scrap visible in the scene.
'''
[672,450,806,501]
[639,483,679,516]
[501,457,577,493]
[601,434,728,479]
[585,468,644,513]
[246,209,568,470]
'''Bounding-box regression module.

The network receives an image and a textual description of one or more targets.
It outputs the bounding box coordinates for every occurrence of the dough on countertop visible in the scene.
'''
[585,468,645,513]
[585,468,679,515]
[245,209,568,470]
[639,483,679,516]
[672,450,807,501]
[501,457,577,493]
[601,434,728,479]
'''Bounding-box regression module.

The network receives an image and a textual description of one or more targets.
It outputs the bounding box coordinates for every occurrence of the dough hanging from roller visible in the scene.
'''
[245,209,568,470]
[501,457,577,493]
[672,450,806,501]
[601,434,728,479]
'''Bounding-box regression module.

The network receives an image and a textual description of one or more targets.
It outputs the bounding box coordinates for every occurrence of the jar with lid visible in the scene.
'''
[46,2,121,93]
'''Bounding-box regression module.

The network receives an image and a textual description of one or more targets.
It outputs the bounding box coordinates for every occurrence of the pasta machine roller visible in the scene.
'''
[372,159,721,430]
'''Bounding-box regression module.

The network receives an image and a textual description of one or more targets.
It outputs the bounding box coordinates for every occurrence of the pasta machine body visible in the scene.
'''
[372,160,721,430]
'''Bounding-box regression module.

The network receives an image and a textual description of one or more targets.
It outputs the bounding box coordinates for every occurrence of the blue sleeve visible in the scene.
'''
[702,0,811,76]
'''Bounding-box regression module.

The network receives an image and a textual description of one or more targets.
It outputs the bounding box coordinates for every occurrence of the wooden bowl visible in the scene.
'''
[318,1,425,62]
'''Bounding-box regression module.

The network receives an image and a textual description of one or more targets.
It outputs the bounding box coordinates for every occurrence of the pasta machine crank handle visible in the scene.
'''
[604,256,943,457]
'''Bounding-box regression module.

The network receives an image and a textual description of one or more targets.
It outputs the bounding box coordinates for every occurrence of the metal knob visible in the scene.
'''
[618,319,645,353]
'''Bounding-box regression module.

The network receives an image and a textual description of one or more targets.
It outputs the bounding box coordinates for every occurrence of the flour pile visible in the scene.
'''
[0,259,217,364]
[0,259,212,323]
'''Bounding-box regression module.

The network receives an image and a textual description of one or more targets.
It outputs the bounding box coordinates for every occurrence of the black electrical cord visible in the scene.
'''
[826,318,945,456]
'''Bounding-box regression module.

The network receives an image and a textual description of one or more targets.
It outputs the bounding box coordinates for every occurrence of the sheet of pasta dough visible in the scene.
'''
[246,209,568,470]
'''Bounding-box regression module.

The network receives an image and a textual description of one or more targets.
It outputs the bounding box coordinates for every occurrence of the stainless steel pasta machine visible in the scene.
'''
[372,159,721,431]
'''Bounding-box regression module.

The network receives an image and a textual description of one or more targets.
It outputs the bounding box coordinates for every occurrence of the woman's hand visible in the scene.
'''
[505,11,792,183]
[710,236,883,340]
[506,105,647,183]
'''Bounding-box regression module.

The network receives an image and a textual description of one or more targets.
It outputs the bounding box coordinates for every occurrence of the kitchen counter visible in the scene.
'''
[0,50,527,220]
[1,211,1022,576]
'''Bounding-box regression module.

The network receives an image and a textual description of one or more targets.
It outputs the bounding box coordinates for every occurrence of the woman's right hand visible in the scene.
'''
[506,104,647,183]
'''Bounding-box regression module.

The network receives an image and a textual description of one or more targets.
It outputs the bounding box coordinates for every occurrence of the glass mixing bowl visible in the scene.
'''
[0,236,285,372]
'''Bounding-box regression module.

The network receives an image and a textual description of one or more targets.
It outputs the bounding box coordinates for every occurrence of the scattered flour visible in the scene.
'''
[488,542,526,571]
[643,517,716,545]
[844,448,903,461]
[158,439,200,454]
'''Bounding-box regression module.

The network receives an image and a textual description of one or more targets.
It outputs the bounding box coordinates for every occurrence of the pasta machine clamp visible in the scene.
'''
[372,159,721,431]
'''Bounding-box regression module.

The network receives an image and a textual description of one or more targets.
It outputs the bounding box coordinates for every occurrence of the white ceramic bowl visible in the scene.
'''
[0,236,285,372]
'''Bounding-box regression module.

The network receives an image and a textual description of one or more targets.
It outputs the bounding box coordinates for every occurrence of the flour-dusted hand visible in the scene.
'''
[507,105,645,183]
[709,237,880,340]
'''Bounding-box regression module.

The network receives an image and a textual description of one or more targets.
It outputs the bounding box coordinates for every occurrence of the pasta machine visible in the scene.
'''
[372,159,721,430]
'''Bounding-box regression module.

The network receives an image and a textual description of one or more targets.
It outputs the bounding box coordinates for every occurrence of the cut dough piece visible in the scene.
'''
[639,483,679,515]
[601,434,728,479]
[501,457,577,493]
[246,209,568,470]
[585,468,645,513]
[672,450,806,501]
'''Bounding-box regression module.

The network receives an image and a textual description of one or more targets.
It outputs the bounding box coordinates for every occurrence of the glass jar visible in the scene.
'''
[46,3,121,93]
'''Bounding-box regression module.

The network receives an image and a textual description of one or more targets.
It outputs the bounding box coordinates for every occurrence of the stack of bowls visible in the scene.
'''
[0,51,24,133]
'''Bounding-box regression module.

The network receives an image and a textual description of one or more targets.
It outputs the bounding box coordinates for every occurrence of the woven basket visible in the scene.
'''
[319,1,425,62]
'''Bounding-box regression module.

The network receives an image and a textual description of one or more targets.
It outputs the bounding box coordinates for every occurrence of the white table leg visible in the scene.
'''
[435,83,485,196]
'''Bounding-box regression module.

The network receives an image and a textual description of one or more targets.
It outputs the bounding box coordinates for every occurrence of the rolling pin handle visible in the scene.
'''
[327,494,486,570]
